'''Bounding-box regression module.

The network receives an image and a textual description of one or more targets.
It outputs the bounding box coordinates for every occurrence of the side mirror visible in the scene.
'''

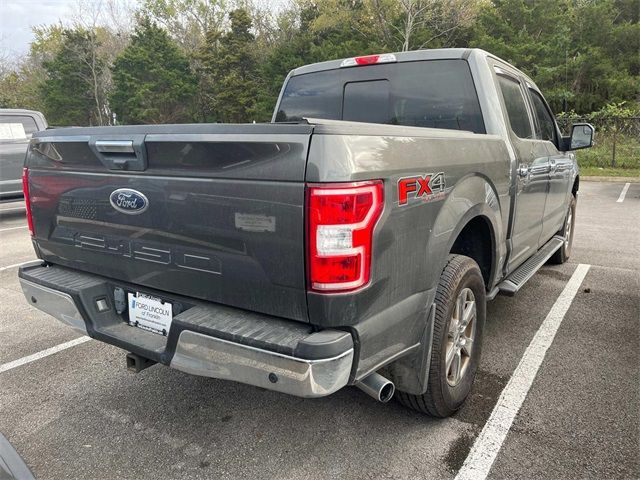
[562,123,595,151]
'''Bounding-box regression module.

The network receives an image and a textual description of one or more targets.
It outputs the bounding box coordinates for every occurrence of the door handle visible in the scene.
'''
[89,136,147,171]
[529,163,551,175]
[95,140,134,153]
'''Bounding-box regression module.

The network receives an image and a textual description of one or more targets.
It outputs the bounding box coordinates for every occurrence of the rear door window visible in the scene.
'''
[497,76,533,139]
[276,59,486,134]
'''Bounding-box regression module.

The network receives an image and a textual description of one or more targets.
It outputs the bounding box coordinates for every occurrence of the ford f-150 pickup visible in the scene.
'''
[18,48,594,417]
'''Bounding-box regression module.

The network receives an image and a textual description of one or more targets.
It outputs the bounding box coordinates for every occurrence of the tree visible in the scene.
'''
[303,0,385,59]
[140,0,228,53]
[469,0,639,114]
[40,29,106,126]
[4,0,637,122]
[253,1,383,120]
[110,19,197,124]
[71,0,135,125]
[369,0,481,51]
[197,8,259,123]
[0,25,63,111]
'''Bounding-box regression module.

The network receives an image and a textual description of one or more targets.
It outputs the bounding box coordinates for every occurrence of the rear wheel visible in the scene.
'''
[550,195,576,264]
[395,254,486,417]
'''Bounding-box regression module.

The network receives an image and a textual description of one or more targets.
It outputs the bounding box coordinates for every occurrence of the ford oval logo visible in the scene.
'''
[109,189,149,215]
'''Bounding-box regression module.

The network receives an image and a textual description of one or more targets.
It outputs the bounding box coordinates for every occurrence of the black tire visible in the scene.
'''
[395,254,486,417]
[549,195,576,265]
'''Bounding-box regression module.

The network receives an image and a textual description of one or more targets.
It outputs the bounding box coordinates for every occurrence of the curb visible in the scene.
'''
[582,176,640,183]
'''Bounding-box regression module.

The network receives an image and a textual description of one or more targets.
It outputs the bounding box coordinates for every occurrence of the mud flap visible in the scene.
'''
[384,302,436,395]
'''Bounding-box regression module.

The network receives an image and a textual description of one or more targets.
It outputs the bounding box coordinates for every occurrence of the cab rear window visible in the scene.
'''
[275,59,486,134]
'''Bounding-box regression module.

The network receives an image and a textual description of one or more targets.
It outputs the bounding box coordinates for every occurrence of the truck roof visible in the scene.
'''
[0,108,45,116]
[0,108,48,129]
[290,48,536,88]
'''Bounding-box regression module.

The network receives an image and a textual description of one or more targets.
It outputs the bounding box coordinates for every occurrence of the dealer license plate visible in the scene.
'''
[127,292,173,335]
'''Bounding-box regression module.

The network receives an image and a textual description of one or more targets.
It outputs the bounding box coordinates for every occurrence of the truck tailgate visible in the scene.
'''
[25,124,313,321]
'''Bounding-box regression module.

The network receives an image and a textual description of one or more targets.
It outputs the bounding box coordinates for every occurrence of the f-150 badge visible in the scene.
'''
[109,188,149,214]
[398,173,446,205]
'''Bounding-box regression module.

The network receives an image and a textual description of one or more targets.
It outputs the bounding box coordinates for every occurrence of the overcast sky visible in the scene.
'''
[2,0,74,58]
[1,0,285,61]
[1,0,142,60]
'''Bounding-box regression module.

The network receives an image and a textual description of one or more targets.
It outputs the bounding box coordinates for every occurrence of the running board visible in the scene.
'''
[498,236,565,296]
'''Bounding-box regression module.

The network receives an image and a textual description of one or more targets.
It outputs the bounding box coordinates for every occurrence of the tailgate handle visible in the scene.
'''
[89,136,147,171]
[95,140,134,154]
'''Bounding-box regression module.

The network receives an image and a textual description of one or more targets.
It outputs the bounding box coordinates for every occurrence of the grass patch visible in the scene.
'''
[574,132,639,177]
[580,166,640,177]
[575,133,639,169]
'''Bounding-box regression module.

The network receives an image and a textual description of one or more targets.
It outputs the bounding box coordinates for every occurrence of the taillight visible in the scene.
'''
[22,167,34,236]
[340,53,397,68]
[307,181,384,293]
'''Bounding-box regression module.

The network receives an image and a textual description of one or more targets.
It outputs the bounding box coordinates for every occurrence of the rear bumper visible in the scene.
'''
[19,263,354,398]
[170,331,353,397]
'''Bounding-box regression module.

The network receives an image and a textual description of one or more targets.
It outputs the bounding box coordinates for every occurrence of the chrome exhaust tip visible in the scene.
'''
[356,372,395,403]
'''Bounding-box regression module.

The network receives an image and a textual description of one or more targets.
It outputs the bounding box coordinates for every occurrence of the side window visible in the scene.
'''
[497,75,533,139]
[529,90,557,144]
[0,115,38,139]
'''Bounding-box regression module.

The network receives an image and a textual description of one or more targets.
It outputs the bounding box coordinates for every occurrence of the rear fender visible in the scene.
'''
[387,174,504,395]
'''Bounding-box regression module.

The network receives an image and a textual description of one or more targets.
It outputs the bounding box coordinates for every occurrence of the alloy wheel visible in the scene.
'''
[445,287,477,387]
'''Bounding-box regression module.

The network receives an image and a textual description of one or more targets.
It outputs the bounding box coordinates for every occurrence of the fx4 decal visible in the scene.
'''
[398,173,446,205]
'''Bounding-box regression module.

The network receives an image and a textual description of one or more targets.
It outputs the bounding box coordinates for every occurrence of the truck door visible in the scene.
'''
[495,72,550,272]
[527,87,574,244]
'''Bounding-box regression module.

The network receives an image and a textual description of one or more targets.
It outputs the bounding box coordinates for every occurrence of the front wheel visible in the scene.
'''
[550,195,576,264]
[395,254,486,417]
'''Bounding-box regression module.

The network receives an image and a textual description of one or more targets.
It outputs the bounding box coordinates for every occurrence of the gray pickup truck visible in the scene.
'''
[18,49,593,417]
[0,109,48,200]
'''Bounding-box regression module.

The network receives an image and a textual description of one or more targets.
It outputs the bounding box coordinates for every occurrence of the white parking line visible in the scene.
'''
[0,336,91,374]
[0,260,36,272]
[456,263,591,480]
[0,225,27,232]
[616,182,630,203]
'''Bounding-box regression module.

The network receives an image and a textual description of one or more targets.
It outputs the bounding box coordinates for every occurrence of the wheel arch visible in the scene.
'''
[427,174,505,292]
[449,215,497,288]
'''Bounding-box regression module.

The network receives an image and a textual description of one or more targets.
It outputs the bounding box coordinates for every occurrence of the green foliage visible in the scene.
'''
[579,166,640,177]
[139,0,228,52]
[110,19,197,124]
[0,72,26,109]
[253,1,385,120]
[576,133,639,172]
[2,0,638,129]
[557,103,639,171]
[469,0,640,114]
[196,8,259,123]
[1,25,66,111]
[40,29,104,126]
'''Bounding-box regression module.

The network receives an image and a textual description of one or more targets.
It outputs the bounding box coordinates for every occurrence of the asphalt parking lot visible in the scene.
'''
[1,180,638,480]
